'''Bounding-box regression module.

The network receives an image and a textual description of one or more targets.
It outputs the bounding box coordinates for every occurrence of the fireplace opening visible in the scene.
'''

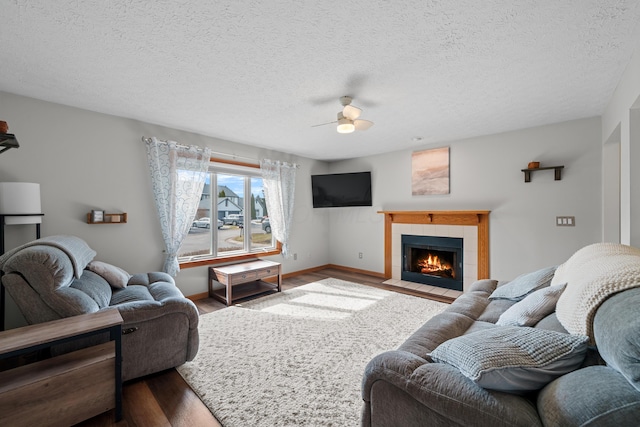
[402,235,463,291]
[412,248,456,279]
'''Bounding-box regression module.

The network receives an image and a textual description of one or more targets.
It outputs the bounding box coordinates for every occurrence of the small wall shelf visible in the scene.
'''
[87,212,127,224]
[521,166,564,182]
[0,133,19,154]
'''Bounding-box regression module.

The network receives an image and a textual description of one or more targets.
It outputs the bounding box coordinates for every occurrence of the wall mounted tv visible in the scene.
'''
[311,171,372,208]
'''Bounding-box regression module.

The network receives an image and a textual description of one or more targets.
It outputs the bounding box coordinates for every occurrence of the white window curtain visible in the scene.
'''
[260,159,298,257]
[145,137,211,276]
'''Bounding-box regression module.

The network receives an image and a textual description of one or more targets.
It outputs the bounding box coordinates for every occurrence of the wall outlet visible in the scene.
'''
[293,253,298,260]
[358,252,363,259]
[556,216,575,226]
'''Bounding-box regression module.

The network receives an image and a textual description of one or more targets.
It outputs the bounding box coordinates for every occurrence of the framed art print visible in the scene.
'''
[411,146,450,195]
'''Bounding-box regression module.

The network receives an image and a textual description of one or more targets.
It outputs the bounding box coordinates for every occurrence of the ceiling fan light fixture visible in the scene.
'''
[312,96,373,133]
[337,118,355,134]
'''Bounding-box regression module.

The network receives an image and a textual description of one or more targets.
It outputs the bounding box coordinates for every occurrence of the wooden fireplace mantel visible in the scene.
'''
[378,210,490,280]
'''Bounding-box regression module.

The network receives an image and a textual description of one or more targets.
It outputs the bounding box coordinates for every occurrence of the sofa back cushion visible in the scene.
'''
[593,287,640,392]
[2,245,111,319]
[70,270,113,310]
[3,246,76,292]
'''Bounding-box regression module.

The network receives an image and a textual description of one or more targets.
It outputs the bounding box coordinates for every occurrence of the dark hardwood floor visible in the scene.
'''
[76,267,451,427]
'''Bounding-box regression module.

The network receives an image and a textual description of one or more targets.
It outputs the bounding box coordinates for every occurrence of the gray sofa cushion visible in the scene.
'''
[533,313,568,333]
[86,260,130,289]
[593,287,640,391]
[400,280,498,357]
[363,351,544,427]
[496,283,566,327]
[489,266,556,301]
[0,235,96,278]
[70,270,113,309]
[538,365,640,426]
[428,326,589,393]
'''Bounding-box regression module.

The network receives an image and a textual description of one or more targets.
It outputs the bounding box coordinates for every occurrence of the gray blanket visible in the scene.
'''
[0,235,96,278]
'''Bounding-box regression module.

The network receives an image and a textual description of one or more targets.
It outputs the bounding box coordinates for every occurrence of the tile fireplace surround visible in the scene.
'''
[379,211,490,294]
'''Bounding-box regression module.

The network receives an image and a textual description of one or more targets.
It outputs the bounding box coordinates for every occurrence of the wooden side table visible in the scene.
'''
[0,309,124,426]
[209,259,282,305]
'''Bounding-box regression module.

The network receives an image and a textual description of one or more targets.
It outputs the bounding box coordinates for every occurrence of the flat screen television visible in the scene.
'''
[311,171,372,208]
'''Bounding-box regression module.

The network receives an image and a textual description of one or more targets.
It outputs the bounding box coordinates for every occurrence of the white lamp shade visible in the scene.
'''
[0,182,42,224]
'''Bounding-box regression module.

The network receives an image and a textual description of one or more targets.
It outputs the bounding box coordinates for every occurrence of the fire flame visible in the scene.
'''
[417,254,454,278]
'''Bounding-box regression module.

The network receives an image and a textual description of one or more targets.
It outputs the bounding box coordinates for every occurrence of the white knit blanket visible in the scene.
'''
[554,243,640,341]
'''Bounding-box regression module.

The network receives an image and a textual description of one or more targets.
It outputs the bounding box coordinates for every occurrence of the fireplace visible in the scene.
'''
[401,235,463,291]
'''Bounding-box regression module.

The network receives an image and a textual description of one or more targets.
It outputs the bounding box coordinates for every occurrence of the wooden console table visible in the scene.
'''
[209,259,282,305]
[0,309,123,426]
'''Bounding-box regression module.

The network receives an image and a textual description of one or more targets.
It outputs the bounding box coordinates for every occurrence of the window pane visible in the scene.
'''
[178,165,276,263]
[217,173,245,253]
[179,178,212,258]
[249,176,273,250]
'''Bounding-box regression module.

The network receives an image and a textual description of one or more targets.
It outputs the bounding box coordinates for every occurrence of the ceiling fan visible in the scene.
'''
[312,96,374,133]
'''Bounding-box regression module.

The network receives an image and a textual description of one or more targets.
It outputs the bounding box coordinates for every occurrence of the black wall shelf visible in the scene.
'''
[0,134,19,154]
[521,166,564,182]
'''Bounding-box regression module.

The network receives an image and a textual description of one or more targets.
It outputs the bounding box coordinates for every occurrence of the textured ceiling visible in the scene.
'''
[1,1,640,161]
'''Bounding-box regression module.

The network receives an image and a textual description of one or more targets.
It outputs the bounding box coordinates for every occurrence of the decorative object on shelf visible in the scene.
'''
[0,182,44,330]
[87,211,127,224]
[412,146,450,195]
[521,165,564,182]
[527,161,540,169]
[91,209,104,222]
[0,120,19,155]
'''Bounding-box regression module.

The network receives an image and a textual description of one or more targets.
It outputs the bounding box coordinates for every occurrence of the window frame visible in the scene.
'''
[179,157,281,269]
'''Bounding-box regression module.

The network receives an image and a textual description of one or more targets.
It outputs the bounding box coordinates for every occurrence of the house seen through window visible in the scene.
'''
[179,162,274,261]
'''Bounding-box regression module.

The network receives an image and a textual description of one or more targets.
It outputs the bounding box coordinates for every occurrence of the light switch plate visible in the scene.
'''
[556,216,575,226]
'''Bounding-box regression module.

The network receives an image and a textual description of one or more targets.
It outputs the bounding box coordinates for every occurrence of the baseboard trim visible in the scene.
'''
[187,292,210,302]
[323,264,387,279]
[281,264,331,279]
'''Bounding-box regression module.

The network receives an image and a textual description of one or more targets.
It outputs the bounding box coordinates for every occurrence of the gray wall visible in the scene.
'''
[326,117,603,281]
[0,90,606,329]
[0,91,329,328]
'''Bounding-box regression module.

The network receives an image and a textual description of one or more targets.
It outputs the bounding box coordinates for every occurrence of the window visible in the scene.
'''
[179,160,278,266]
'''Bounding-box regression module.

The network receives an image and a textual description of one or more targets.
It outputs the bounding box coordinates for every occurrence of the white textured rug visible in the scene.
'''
[177,278,448,427]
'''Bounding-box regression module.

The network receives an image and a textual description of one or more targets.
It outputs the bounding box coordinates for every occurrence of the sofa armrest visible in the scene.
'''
[362,350,542,427]
[114,298,198,328]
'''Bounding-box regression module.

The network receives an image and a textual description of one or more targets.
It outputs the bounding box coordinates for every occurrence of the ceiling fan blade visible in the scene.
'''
[343,104,362,120]
[354,119,374,131]
[311,120,337,128]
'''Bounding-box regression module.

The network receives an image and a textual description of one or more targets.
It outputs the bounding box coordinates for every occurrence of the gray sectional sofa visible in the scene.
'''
[362,243,640,426]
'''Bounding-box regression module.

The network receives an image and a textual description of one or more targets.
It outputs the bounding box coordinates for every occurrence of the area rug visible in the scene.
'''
[177,278,448,426]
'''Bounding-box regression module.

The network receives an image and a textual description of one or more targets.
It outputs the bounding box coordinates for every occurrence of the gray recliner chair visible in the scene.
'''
[0,235,199,381]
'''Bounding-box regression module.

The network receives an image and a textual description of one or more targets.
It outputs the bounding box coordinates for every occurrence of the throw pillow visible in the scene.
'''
[428,326,588,393]
[496,283,567,327]
[86,260,130,289]
[489,266,557,301]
